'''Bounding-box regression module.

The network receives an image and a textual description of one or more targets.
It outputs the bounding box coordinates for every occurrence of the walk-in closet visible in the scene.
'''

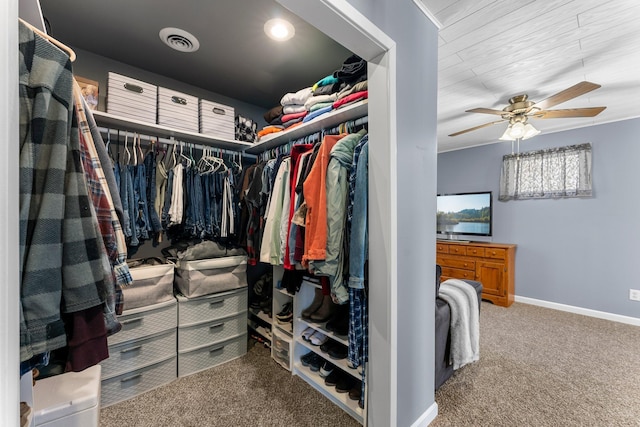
[10,0,415,425]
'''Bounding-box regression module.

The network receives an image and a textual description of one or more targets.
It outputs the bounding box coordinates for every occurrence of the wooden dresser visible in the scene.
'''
[436,240,516,307]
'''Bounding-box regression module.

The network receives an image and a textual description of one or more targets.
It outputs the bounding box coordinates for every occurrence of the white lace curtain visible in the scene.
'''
[499,143,592,201]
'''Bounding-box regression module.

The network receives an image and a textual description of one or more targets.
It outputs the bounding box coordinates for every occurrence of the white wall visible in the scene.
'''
[438,118,640,320]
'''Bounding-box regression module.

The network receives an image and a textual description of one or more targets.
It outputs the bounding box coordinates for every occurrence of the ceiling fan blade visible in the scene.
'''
[448,120,504,137]
[466,107,511,116]
[533,81,601,111]
[532,107,606,119]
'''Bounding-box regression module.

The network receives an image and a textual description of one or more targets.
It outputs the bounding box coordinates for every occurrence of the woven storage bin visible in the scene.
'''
[174,255,247,298]
[124,260,175,311]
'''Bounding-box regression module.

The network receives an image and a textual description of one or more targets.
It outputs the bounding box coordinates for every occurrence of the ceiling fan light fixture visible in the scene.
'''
[522,123,541,140]
[499,125,515,141]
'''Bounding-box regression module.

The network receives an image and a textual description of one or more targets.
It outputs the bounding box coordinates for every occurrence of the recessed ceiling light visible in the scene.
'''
[264,18,295,42]
[159,27,200,53]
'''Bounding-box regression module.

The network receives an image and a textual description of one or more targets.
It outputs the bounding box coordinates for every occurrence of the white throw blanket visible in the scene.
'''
[439,279,480,369]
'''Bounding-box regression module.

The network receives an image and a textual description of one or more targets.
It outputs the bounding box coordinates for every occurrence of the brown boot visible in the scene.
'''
[310,295,337,322]
[301,287,324,320]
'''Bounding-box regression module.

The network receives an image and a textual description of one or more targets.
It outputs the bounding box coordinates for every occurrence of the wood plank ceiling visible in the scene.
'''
[420,0,640,152]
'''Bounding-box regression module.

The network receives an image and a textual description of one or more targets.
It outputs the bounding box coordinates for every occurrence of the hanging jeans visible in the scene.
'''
[144,152,162,234]
[132,163,149,242]
[161,168,174,229]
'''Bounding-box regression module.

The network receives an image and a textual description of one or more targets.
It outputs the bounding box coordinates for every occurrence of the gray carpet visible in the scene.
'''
[101,303,640,426]
[433,302,640,426]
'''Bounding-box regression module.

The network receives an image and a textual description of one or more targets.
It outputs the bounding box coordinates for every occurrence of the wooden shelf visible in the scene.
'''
[92,110,253,151]
[245,100,368,154]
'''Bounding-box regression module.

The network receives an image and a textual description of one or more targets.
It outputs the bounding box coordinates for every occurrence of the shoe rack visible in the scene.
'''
[292,279,365,424]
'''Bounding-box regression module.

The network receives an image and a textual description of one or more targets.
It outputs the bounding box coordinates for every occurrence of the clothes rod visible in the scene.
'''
[98,127,257,159]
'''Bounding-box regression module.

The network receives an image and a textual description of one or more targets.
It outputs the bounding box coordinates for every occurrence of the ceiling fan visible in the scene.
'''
[449,81,606,139]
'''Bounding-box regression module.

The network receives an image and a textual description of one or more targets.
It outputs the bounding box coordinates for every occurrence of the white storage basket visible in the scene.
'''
[157,87,199,132]
[124,260,175,311]
[174,255,247,298]
[107,72,157,123]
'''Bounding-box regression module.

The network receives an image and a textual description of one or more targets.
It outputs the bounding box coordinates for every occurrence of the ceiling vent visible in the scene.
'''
[159,27,200,53]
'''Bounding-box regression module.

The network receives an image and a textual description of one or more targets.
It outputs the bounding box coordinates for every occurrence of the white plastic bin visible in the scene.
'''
[33,365,101,427]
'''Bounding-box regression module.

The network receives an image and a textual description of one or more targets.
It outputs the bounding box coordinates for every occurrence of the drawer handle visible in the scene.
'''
[121,317,143,325]
[209,346,225,354]
[212,107,226,115]
[120,374,142,383]
[171,96,188,105]
[123,83,143,93]
[209,323,224,330]
[120,345,142,354]
[209,300,225,307]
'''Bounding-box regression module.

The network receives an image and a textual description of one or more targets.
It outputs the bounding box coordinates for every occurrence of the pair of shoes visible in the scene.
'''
[301,327,315,341]
[348,380,362,401]
[300,351,324,372]
[319,361,335,378]
[320,340,348,360]
[276,302,293,323]
[324,369,355,393]
[325,303,349,336]
[308,330,328,346]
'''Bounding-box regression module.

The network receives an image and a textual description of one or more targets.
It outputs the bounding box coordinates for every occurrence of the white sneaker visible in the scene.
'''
[308,330,328,346]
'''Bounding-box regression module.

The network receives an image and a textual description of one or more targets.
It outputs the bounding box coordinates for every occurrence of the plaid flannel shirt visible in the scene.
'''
[19,21,105,361]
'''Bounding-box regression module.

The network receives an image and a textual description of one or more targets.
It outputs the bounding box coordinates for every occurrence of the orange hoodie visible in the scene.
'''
[302,134,346,264]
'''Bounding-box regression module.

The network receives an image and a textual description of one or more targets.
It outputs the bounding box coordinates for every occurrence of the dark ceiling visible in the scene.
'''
[40,0,353,109]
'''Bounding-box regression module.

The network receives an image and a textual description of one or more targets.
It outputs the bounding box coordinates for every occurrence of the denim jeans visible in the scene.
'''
[132,163,149,241]
[161,168,173,229]
[348,142,368,289]
[115,162,131,239]
[144,152,162,233]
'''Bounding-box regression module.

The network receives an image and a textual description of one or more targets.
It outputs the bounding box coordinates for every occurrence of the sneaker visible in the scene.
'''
[324,369,342,387]
[300,351,317,367]
[319,361,336,378]
[328,342,348,360]
[275,302,293,321]
[308,330,329,346]
[335,375,355,393]
[301,327,315,341]
[309,354,324,372]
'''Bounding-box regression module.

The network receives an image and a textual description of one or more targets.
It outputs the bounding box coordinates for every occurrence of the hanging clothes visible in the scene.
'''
[19,20,107,363]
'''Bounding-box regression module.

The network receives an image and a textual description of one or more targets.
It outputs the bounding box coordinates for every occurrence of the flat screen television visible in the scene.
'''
[437,191,492,237]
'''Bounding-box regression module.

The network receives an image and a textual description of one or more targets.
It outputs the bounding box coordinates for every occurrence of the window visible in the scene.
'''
[499,143,592,201]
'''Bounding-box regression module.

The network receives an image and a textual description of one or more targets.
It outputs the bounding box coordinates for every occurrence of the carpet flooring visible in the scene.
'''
[433,302,640,426]
[101,302,640,426]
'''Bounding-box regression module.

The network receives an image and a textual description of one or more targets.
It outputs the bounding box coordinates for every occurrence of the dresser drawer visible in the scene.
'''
[102,329,176,379]
[101,356,176,407]
[109,299,177,346]
[485,248,506,260]
[178,334,247,378]
[177,288,247,326]
[447,245,466,256]
[465,246,485,257]
[437,256,475,271]
[178,313,246,351]
[436,243,449,254]
[441,266,476,281]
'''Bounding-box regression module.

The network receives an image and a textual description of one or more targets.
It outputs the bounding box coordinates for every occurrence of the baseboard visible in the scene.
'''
[410,402,438,427]
[515,296,640,327]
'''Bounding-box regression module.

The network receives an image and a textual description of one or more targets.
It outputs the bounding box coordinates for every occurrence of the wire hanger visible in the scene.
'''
[19,18,77,62]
